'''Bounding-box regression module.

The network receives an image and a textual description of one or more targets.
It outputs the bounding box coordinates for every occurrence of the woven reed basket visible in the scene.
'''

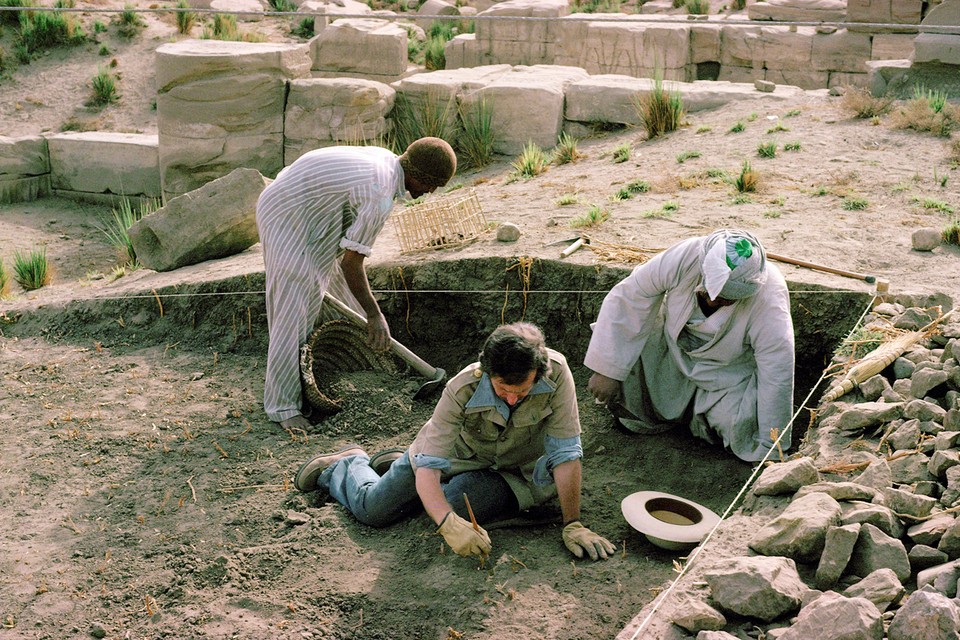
[392,189,488,253]
[299,320,398,416]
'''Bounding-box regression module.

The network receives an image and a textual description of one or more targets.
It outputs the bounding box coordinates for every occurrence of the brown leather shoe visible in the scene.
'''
[294,444,367,492]
[369,447,405,476]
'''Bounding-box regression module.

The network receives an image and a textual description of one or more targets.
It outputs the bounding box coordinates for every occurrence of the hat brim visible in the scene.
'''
[621,491,720,551]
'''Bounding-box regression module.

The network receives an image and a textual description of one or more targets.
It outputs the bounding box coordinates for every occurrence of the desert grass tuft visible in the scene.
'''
[891,92,960,138]
[556,192,579,206]
[766,122,789,134]
[733,160,758,193]
[729,120,745,133]
[553,132,584,166]
[424,34,446,70]
[0,258,8,298]
[116,3,146,39]
[676,150,701,164]
[176,0,196,34]
[612,143,630,163]
[784,141,802,151]
[456,98,494,170]
[12,246,51,291]
[634,69,684,139]
[268,0,297,10]
[90,66,119,106]
[757,141,777,158]
[202,13,265,42]
[943,220,960,245]
[696,125,712,134]
[840,86,893,119]
[291,16,314,38]
[391,91,456,155]
[912,196,954,214]
[98,196,161,266]
[685,0,709,14]
[511,141,549,179]
[570,204,609,228]
[626,179,650,193]
[841,196,869,211]
[15,6,86,60]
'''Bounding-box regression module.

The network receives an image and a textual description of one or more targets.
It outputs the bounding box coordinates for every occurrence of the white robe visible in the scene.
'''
[584,237,795,461]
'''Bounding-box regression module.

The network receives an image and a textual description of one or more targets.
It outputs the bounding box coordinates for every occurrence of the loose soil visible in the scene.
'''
[2,3,960,640]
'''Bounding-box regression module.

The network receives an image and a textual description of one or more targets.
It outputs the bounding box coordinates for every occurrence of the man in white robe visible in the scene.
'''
[584,229,795,462]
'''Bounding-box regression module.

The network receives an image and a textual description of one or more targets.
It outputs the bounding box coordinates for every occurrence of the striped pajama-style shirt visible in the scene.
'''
[256,146,406,422]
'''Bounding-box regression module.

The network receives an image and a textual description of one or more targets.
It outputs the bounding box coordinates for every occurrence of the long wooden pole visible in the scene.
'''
[766,251,877,284]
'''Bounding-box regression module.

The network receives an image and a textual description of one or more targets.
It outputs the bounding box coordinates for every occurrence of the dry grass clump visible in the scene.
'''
[890,90,960,138]
[12,246,51,291]
[840,86,894,119]
[942,219,960,246]
[634,70,685,139]
[510,142,549,180]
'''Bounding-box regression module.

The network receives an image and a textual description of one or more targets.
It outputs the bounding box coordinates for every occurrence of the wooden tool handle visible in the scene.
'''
[766,252,876,283]
[322,294,439,378]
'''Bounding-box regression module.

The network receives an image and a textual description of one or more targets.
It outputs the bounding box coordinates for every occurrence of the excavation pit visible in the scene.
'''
[3,255,904,640]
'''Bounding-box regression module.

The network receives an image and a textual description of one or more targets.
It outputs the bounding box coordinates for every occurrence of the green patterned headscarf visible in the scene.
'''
[699,229,767,300]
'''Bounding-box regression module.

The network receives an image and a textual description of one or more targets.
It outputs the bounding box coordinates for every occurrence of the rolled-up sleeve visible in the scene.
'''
[532,434,583,486]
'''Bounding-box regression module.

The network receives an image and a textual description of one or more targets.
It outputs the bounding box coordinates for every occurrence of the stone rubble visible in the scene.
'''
[646,304,960,640]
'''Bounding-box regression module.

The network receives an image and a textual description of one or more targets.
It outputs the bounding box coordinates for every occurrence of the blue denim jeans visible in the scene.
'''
[318,451,519,527]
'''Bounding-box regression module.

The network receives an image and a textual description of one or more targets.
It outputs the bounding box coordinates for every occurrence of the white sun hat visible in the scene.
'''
[621,491,721,552]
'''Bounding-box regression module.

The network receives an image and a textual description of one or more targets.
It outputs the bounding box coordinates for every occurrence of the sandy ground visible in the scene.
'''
[2,3,960,640]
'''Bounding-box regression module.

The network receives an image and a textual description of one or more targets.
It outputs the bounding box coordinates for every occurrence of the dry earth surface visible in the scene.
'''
[2,3,960,640]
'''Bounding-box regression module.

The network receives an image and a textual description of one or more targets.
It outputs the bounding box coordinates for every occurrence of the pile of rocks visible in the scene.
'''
[643,303,960,640]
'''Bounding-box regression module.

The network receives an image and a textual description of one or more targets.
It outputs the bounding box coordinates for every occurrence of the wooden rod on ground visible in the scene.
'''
[463,493,480,532]
[766,251,876,284]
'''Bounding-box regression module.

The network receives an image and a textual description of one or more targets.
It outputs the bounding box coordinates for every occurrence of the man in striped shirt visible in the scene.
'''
[256,137,457,430]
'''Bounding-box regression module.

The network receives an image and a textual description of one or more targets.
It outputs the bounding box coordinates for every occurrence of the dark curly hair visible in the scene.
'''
[478,322,551,385]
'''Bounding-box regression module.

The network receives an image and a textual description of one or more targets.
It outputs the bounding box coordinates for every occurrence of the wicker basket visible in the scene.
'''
[299,320,398,417]
[392,189,488,253]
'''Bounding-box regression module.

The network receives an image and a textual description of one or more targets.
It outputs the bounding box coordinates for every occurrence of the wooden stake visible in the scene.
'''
[463,493,480,532]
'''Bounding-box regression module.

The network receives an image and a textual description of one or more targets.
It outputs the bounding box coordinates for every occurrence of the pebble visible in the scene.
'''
[496,222,521,242]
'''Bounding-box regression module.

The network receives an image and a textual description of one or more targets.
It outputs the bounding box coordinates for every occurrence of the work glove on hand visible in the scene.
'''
[562,521,616,561]
[437,511,492,558]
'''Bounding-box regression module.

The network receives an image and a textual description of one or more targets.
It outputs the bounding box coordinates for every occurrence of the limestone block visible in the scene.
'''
[284,78,395,162]
[487,39,555,66]
[872,34,917,60]
[0,135,48,178]
[924,0,960,24]
[910,544,950,571]
[914,33,960,65]
[841,501,905,539]
[883,486,938,519]
[208,0,264,21]
[159,72,291,137]
[905,398,947,422]
[907,514,956,546]
[156,40,310,92]
[475,65,589,154]
[718,65,759,83]
[554,16,690,78]
[690,24,722,63]
[129,167,268,272]
[474,0,568,44]
[842,568,905,612]
[297,0,372,16]
[749,492,843,563]
[829,70,869,89]
[685,80,805,110]
[795,481,878,502]
[815,523,861,589]
[811,29,872,72]
[564,75,653,126]
[887,588,960,640]
[445,33,488,69]
[764,68,831,89]
[759,26,815,70]
[669,596,726,633]
[703,556,807,622]
[753,457,820,496]
[311,19,408,77]
[747,0,847,21]
[848,523,912,582]
[848,0,921,24]
[0,136,50,203]
[156,40,310,198]
[721,25,763,67]
[47,132,160,199]
[779,592,883,640]
[159,133,283,201]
